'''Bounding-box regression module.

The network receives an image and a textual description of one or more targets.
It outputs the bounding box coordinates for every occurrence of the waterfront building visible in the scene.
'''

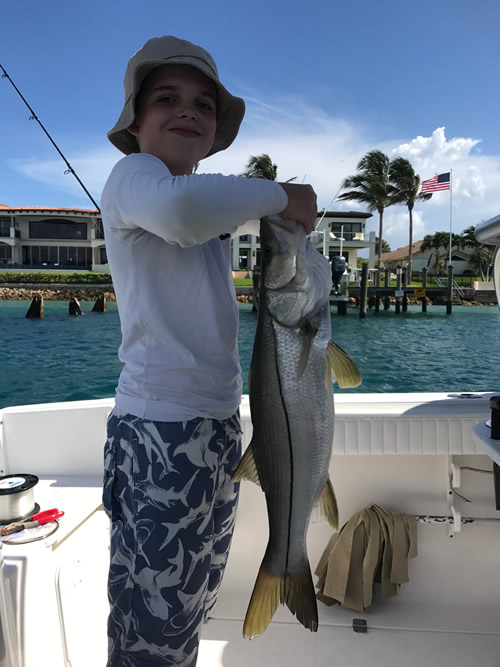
[0,204,106,271]
[0,205,375,273]
[381,240,476,275]
[232,210,375,272]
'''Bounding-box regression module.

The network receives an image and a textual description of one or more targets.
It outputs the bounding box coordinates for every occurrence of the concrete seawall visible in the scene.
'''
[0,283,495,305]
[0,284,255,302]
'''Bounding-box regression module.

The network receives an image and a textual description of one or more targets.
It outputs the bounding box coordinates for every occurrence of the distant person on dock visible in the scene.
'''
[100,35,317,667]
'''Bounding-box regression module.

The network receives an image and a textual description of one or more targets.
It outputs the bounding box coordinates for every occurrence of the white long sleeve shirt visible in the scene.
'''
[100,153,288,421]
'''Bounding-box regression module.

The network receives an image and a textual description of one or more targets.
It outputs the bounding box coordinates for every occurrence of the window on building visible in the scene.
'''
[240,235,249,242]
[95,219,105,239]
[100,247,108,264]
[21,245,92,267]
[0,219,11,238]
[331,222,363,240]
[0,244,12,262]
[29,219,88,240]
[239,249,249,269]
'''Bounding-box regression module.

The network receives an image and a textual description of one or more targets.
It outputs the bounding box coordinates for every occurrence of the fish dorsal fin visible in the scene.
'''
[231,442,261,486]
[326,340,362,388]
[311,477,339,530]
[297,323,318,380]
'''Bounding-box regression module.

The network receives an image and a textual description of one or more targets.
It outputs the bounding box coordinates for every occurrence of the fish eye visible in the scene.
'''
[263,245,273,258]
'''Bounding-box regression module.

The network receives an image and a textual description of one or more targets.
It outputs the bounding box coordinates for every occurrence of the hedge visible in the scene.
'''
[0,272,112,284]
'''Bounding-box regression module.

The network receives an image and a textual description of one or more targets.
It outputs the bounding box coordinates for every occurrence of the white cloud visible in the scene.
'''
[6,103,500,251]
[7,148,120,205]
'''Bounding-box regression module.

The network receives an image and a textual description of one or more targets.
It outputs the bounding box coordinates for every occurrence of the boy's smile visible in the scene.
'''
[127,65,217,175]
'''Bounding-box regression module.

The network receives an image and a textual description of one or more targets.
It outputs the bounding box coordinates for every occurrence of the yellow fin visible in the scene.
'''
[313,478,339,530]
[243,566,282,639]
[326,340,362,388]
[284,566,319,633]
[243,564,318,639]
[231,443,261,486]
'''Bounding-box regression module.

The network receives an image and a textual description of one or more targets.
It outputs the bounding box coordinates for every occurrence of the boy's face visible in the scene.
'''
[128,64,217,174]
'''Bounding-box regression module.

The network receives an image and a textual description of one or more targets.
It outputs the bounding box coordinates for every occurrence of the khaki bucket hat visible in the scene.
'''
[107,35,245,158]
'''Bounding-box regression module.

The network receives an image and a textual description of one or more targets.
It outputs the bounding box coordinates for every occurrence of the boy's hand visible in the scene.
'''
[278,183,318,235]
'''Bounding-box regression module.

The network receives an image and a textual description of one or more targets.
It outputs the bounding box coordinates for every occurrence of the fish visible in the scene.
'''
[233,215,361,639]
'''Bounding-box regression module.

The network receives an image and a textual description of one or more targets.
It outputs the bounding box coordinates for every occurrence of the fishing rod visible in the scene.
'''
[0,63,101,214]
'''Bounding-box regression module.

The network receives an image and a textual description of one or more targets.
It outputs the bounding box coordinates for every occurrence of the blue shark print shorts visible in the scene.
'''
[102,406,242,667]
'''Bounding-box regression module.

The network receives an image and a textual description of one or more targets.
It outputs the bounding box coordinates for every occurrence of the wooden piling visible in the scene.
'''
[402,273,408,312]
[92,294,107,312]
[69,297,84,316]
[384,269,391,310]
[422,268,427,313]
[25,293,43,319]
[446,265,453,315]
[337,301,347,315]
[395,269,402,314]
[359,263,368,319]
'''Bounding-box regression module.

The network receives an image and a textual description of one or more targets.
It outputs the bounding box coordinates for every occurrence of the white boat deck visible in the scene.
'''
[1,392,499,666]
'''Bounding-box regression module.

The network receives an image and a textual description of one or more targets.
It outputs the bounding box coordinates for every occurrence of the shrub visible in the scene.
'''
[0,272,112,284]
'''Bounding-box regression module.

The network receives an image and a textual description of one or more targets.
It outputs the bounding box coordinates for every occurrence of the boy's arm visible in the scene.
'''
[231,182,318,238]
[107,154,288,247]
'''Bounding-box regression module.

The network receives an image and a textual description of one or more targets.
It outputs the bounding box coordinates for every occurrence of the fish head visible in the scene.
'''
[260,216,332,328]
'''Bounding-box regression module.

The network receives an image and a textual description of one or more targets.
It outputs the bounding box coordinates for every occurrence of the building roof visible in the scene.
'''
[318,210,373,219]
[381,240,425,262]
[0,204,100,214]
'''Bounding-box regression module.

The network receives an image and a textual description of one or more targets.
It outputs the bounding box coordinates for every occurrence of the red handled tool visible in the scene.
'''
[1,508,64,536]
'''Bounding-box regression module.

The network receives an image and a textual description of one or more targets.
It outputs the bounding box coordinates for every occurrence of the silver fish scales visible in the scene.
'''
[233,216,361,638]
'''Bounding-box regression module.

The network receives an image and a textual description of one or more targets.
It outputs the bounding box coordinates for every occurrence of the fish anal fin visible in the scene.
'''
[231,442,261,486]
[284,565,319,633]
[326,340,362,388]
[243,565,282,639]
[312,477,339,530]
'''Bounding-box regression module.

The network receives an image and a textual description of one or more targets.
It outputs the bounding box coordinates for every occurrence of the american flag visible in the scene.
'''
[421,172,451,193]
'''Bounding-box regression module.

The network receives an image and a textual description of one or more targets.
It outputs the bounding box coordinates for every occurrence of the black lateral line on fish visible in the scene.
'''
[272,322,294,588]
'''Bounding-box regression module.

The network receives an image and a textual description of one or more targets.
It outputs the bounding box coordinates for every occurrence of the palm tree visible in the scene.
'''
[389,158,432,281]
[461,225,495,281]
[376,237,391,255]
[240,154,297,182]
[240,154,278,180]
[421,231,462,274]
[337,150,391,269]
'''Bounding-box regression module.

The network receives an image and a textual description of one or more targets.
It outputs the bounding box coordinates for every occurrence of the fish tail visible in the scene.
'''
[242,564,282,639]
[242,561,318,639]
[283,564,318,633]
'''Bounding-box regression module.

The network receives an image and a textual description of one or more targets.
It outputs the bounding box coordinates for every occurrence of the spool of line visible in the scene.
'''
[0,474,39,523]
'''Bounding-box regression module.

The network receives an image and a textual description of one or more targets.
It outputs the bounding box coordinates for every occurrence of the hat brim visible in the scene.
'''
[107,59,245,158]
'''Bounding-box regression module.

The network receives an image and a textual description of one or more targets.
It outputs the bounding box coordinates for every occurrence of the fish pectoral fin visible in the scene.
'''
[313,477,339,530]
[326,340,362,388]
[297,323,318,380]
[231,442,261,486]
[242,562,318,639]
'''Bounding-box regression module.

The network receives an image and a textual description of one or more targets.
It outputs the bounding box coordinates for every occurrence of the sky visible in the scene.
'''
[1,0,499,251]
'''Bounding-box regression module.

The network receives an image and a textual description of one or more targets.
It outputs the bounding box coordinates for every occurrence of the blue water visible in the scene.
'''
[1,300,500,409]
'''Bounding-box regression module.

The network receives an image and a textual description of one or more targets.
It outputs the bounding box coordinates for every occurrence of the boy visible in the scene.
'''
[101,35,317,667]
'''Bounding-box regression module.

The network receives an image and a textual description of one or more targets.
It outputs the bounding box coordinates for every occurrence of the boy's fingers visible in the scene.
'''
[278,182,318,234]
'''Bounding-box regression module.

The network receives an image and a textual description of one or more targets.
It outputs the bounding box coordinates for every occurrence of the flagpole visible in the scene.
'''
[448,168,453,266]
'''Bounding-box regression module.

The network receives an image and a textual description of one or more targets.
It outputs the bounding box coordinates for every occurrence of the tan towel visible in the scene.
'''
[315,504,417,613]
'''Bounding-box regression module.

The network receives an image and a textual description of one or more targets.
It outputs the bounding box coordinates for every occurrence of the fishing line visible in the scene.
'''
[0,63,101,215]
[315,184,344,230]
